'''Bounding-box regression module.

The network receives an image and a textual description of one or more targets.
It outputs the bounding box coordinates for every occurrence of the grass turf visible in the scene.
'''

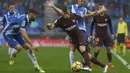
[0,46,130,73]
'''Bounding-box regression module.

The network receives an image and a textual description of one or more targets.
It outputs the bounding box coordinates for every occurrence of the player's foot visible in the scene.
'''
[81,66,92,72]
[8,55,15,65]
[34,66,45,73]
[109,63,114,68]
[103,65,108,73]
[9,60,15,65]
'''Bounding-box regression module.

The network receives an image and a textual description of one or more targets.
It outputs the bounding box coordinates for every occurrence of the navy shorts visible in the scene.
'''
[3,33,26,48]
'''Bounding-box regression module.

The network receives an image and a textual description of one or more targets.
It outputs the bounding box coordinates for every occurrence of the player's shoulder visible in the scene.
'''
[18,14,27,20]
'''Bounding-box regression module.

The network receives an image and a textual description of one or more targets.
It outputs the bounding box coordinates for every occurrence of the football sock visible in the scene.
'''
[94,50,100,59]
[80,51,90,67]
[123,44,126,56]
[26,49,39,67]
[8,47,12,56]
[90,57,105,68]
[107,52,112,63]
[69,50,75,68]
[10,48,19,56]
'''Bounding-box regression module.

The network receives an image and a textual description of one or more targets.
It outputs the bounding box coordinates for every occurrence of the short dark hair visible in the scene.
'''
[99,3,104,6]
[29,9,39,15]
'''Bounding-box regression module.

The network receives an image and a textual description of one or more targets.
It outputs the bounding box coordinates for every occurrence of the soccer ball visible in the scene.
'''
[72,61,83,72]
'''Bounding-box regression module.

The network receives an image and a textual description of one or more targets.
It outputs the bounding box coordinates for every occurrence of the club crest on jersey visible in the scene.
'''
[72,19,76,23]
[105,19,108,21]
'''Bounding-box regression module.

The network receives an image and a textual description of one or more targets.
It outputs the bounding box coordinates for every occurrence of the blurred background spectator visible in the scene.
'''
[0,0,130,39]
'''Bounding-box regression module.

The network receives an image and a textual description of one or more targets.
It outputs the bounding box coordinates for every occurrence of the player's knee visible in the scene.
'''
[79,45,86,52]
[69,44,76,51]
[96,46,101,52]
[22,43,31,50]
[15,45,22,52]
[106,47,110,53]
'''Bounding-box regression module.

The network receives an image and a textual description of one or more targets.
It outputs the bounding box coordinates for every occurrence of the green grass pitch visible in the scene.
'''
[0,46,130,73]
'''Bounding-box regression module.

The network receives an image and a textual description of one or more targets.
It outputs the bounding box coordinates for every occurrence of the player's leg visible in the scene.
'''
[8,47,18,57]
[122,43,126,56]
[78,45,91,70]
[3,34,21,65]
[69,43,76,68]
[104,36,114,68]
[82,45,108,73]
[16,33,45,73]
[94,37,102,59]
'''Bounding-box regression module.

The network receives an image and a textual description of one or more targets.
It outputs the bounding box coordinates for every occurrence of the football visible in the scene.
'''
[72,61,83,72]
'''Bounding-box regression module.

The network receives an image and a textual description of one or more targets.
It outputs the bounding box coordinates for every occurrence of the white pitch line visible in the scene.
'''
[111,49,130,70]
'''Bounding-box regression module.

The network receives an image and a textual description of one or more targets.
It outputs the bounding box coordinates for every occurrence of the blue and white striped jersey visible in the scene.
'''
[2,14,30,35]
[68,4,88,31]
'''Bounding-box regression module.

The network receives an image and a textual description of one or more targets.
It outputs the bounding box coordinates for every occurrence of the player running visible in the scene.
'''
[1,9,45,73]
[0,4,20,65]
[46,0,106,69]
[90,4,114,68]
[46,6,108,73]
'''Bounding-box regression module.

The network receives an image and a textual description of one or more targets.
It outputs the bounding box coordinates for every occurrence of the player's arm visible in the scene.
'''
[96,6,107,14]
[108,16,113,35]
[20,29,33,46]
[0,16,6,30]
[108,16,114,39]
[89,16,96,40]
[46,18,60,30]
[46,0,64,15]
[46,23,56,30]
[125,23,128,37]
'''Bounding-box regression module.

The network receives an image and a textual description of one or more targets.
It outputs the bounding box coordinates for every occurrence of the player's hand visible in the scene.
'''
[46,23,53,30]
[46,0,55,8]
[111,34,114,40]
[0,26,4,30]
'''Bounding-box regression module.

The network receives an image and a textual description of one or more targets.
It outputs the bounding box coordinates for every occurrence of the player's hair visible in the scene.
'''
[29,9,39,15]
[8,3,14,7]
[99,3,104,6]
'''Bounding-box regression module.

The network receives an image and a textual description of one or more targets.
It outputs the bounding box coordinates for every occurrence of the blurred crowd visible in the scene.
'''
[0,0,45,35]
[0,0,130,35]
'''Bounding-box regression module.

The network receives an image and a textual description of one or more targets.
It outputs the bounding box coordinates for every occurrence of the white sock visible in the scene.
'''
[10,48,18,56]
[26,49,39,68]
[8,47,12,56]
[69,50,75,68]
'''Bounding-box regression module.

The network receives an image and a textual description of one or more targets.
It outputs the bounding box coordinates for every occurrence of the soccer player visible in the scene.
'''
[46,0,106,69]
[0,4,20,65]
[1,9,45,73]
[90,4,114,68]
[46,6,108,73]
[116,17,128,56]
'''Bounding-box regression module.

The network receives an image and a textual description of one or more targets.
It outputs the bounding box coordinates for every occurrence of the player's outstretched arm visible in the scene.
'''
[97,6,107,14]
[46,23,55,30]
[46,0,64,15]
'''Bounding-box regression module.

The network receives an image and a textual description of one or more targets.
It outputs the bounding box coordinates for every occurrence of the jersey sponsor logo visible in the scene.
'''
[97,23,107,27]
[65,25,76,31]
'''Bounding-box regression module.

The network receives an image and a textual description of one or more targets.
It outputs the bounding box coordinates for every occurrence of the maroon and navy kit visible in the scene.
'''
[54,14,87,47]
[90,13,113,47]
